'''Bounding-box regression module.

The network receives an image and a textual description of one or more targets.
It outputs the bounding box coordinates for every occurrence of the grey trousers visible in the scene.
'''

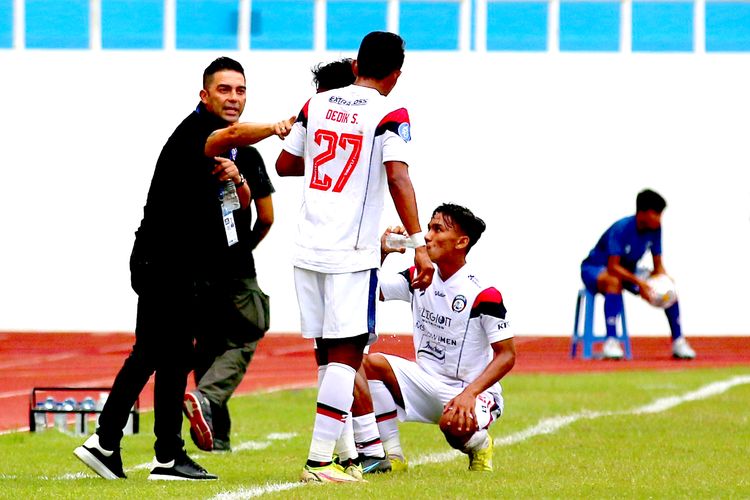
[197,339,259,406]
[193,276,269,441]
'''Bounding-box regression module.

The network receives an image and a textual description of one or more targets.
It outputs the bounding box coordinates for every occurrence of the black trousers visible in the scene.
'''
[97,273,195,462]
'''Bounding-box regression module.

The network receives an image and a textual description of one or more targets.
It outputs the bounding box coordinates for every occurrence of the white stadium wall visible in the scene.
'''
[0,50,748,336]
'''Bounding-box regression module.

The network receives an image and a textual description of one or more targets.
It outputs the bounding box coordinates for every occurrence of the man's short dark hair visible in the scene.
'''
[636,189,667,213]
[433,203,486,252]
[312,58,355,92]
[203,57,245,88]
[356,31,405,80]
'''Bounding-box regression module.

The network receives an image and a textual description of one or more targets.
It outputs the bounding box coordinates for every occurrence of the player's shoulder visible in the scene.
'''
[375,99,411,141]
[458,266,506,306]
[612,215,636,231]
[469,285,508,319]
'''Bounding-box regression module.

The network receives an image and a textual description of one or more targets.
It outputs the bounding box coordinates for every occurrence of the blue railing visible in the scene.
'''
[2,0,750,51]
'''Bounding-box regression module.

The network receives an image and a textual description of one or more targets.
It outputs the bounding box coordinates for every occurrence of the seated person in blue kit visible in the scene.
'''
[580,189,696,360]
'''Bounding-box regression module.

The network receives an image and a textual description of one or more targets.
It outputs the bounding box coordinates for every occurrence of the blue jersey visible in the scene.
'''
[582,216,662,271]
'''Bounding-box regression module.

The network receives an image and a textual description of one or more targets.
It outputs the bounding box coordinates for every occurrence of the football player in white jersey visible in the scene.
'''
[276,32,434,484]
[363,203,516,472]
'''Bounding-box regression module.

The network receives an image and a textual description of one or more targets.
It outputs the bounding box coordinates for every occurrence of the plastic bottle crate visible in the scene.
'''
[29,386,139,434]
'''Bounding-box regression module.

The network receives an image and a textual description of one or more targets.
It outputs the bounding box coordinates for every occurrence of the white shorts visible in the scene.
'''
[382,354,503,429]
[294,267,378,342]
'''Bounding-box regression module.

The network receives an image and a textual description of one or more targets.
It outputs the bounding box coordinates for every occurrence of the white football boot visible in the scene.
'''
[672,337,696,359]
[602,337,625,360]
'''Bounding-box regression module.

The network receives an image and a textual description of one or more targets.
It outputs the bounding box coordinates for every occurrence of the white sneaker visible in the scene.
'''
[672,337,696,359]
[602,337,624,360]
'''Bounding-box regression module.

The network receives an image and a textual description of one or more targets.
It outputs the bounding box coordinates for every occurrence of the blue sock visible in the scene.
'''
[604,293,624,338]
[665,302,682,340]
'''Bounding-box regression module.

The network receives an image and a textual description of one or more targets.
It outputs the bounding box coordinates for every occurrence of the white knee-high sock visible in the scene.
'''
[353,413,385,458]
[317,365,326,388]
[308,362,356,464]
[368,379,402,458]
[334,412,358,463]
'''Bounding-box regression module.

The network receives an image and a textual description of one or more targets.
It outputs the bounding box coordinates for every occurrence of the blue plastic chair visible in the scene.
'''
[571,289,632,360]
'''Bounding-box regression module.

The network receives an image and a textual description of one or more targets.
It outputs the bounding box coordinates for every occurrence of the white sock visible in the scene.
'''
[317,365,326,388]
[353,413,385,457]
[368,379,402,458]
[334,412,358,463]
[307,362,356,463]
[462,429,490,453]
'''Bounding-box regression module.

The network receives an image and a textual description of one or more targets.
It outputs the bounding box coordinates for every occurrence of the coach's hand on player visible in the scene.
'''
[273,116,296,139]
[442,392,479,435]
[212,157,241,184]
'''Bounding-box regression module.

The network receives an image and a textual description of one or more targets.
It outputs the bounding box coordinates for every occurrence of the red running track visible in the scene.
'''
[2,332,749,432]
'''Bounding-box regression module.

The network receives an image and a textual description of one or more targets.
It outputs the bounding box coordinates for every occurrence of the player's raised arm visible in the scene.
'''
[205,116,296,157]
[385,161,433,290]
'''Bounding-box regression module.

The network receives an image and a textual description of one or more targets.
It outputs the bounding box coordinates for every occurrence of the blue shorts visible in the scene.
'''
[580,264,640,295]
[580,264,604,294]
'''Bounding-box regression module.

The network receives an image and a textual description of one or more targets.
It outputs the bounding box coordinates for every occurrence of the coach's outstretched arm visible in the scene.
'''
[205,117,296,157]
[385,161,433,290]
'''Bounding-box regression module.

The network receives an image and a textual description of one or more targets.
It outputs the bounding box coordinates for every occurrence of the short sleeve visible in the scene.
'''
[607,224,625,257]
[470,287,514,343]
[282,100,309,158]
[380,267,413,302]
[378,108,411,165]
[651,228,662,256]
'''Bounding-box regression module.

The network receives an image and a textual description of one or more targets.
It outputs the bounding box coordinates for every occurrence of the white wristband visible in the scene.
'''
[409,232,426,248]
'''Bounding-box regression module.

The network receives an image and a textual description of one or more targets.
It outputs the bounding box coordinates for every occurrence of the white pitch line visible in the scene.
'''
[210,374,750,499]
[213,481,304,499]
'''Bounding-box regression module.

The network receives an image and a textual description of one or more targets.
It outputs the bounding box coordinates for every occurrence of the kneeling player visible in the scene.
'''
[364,203,515,471]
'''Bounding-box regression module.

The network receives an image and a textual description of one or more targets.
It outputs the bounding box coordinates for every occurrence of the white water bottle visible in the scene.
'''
[54,402,67,433]
[77,397,96,436]
[95,392,108,427]
[34,402,47,431]
[385,233,416,250]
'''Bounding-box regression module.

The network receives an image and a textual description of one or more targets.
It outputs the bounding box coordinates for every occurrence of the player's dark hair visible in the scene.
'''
[433,203,486,252]
[356,31,405,80]
[636,189,667,213]
[312,58,355,92]
[203,57,245,88]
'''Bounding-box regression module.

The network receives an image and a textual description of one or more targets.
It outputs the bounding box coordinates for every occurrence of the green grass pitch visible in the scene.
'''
[2,367,749,499]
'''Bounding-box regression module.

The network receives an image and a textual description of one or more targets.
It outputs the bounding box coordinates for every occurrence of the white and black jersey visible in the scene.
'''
[380,263,513,401]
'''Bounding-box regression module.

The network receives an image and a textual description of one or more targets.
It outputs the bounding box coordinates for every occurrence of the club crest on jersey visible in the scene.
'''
[398,122,411,142]
[452,295,467,313]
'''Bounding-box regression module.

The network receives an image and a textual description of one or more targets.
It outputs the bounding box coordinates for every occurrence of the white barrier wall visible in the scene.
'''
[0,50,748,336]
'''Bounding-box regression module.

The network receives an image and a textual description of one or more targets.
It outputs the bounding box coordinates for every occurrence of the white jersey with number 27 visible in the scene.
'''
[283,84,412,273]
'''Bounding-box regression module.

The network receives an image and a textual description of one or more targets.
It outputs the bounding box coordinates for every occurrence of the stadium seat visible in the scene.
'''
[570,289,632,360]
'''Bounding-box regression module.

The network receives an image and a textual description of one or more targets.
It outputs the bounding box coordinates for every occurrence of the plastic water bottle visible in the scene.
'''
[95,392,108,426]
[79,396,96,435]
[54,401,67,433]
[34,402,47,431]
[43,396,56,411]
[75,397,95,436]
[385,233,416,250]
